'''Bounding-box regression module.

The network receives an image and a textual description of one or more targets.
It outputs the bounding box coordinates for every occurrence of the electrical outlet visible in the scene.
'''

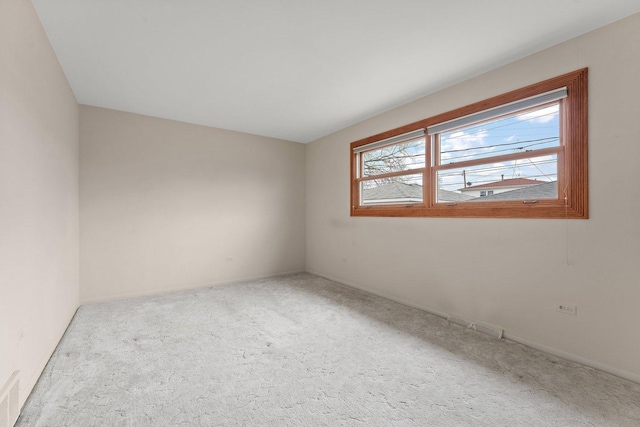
[341,258,348,264]
[556,303,577,316]
[225,257,233,262]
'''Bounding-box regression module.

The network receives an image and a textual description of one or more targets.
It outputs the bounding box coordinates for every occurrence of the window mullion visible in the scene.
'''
[434,146,562,172]
[358,168,426,183]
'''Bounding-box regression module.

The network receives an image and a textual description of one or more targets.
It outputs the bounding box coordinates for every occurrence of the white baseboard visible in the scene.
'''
[502,332,640,384]
[21,305,79,408]
[306,269,640,385]
[306,270,450,320]
[80,269,306,305]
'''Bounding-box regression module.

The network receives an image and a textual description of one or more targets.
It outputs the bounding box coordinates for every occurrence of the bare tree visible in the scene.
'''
[362,140,423,188]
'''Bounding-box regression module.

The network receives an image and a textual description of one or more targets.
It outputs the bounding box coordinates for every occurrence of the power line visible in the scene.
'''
[437,159,557,178]
[441,108,559,137]
[441,136,558,154]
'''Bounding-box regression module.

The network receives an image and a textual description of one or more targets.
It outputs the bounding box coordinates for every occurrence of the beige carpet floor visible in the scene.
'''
[17,273,640,426]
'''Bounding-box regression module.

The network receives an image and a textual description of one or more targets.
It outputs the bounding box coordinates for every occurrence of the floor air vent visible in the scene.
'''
[1,371,19,427]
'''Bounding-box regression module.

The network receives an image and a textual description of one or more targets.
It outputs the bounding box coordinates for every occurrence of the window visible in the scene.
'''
[350,68,588,219]
[357,130,426,206]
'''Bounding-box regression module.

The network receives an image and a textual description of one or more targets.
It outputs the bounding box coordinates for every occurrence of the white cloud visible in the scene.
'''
[475,162,505,176]
[514,154,554,166]
[441,129,488,161]
[518,105,559,124]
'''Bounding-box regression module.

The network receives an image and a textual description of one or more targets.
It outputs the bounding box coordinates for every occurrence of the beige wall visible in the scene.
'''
[0,0,79,405]
[80,106,306,303]
[306,13,640,380]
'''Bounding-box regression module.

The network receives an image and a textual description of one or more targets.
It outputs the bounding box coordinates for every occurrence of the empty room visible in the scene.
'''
[2,0,640,425]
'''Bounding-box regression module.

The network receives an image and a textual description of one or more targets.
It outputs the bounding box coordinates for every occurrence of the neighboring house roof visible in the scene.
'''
[459,177,541,191]
[470,181,558,201]
[438,188,475,202]
[363,182,422,202]
[362,182,474,204]
[362,180,557,204]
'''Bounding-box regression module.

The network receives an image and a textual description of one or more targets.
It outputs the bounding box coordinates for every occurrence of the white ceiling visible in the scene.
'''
[32,1,640,143]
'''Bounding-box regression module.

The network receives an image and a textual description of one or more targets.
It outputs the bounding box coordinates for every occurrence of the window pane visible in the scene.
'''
[436,154,558,202]
[439,103,559,165]
[362,138,425,177]
[361,174,423,205]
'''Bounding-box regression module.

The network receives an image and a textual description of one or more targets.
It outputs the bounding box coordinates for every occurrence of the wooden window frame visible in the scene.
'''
[350,68,588,219]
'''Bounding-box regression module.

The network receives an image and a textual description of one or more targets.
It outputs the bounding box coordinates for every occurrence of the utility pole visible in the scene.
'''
[463,169,467,188]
